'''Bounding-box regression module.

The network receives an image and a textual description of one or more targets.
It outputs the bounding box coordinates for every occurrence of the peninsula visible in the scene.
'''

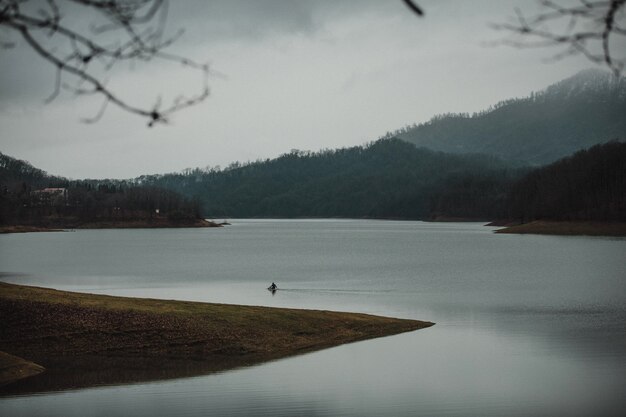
[0,282,433,394]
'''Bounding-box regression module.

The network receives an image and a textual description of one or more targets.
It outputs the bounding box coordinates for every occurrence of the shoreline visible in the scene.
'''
[4,218,624,237]
[494,220,626,237]
[0,218,221,234]
[0,225,65,234]
[0,352,44,387]
[0,282,433,394]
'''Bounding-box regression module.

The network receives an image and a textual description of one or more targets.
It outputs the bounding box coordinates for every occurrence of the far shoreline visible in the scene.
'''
[0,218,222,234]
[209,217,626,237]
[494,220,626,237]
[3,218,624,237]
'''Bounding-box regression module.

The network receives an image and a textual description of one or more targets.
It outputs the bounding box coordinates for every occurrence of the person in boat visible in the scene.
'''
[269,282,277,290]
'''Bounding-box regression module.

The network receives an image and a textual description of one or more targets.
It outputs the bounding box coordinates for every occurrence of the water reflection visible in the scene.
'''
[1,354,272,396]
[3,325,624,417]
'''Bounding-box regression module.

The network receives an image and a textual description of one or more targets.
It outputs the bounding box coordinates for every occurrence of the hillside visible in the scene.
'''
[396,69,626,165]
[3,139,624,229]
[139,139,523,220]
[506,141,626,223]
[0,152,210,228]
[139,139,626,226]
[0,152,66,189]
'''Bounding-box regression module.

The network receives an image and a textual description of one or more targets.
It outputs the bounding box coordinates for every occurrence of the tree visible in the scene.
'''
[0,0,209,126]
[493,0,626,76]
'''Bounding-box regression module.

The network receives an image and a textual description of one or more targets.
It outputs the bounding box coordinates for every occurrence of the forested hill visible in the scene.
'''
[0,152,66,188]
[396,69,626,165]
[138,139,523,219]
[4,139,624,224]
[0,152,204,227]
[507,141,626,222]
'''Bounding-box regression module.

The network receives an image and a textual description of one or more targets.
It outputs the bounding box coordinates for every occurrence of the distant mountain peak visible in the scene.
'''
[565,67,613,80]
[539,68,626,102]
[395,69,626,165]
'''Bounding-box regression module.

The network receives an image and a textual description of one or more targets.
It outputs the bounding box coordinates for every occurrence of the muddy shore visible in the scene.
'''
[0,282,433,394]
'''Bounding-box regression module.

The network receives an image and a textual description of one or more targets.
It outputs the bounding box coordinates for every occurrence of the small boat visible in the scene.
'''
[267,285,278,292]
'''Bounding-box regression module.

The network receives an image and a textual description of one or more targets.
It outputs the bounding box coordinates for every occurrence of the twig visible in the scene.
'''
[0,0,209,126]
[492,0,626,76]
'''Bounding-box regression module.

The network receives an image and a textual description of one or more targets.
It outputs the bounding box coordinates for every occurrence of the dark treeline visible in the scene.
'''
[0,153,201,226]
[141,139,626,223]
[140,139,526,220]
[4,139,623,226]
[507,141,626,222]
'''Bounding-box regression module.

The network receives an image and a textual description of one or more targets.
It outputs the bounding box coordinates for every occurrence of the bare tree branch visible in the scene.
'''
[0,0,209,126]
[402,0,424,17]
[492,0,626,76]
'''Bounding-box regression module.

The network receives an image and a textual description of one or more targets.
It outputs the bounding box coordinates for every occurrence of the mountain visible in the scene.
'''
[396,69,626,165]
[4,138,624,225]
[138,138,625,223]
[138,139,523,220]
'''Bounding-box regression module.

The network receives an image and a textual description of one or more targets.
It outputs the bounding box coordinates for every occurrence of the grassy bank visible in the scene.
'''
[0,282,433,393]
[0,225,65,234]
[0,351,44,387]
[495,220,626,237]
[0,218,220,233]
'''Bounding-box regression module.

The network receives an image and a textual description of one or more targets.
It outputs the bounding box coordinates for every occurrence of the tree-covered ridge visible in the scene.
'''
[507,141,626,222]
[3,139,624,225]
[395,69,626,165]
[0,152,202,226]
[139,139,524,219]
[139,139,626,223]
[0,152,66,188]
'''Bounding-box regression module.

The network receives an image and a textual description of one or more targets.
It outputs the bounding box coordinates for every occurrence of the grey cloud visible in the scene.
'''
[0,45,58,104]
[0,0,595,180]
[0,0,391,104]
[168,0,396,42]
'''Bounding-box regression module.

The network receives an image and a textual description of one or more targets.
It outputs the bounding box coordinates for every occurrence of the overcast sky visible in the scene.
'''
[0,0,592,179]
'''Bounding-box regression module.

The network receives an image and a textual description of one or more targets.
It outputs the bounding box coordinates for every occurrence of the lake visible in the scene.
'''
[1,219,625,416]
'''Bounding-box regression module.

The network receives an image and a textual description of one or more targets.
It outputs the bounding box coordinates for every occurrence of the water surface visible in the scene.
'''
[1,220,625,416]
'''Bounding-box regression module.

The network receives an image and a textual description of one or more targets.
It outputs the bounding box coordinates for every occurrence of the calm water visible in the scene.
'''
[1,220,625,416]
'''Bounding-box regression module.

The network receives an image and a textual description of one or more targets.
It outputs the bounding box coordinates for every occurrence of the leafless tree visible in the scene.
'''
[493,0,626,76]
[0,0,209,126]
